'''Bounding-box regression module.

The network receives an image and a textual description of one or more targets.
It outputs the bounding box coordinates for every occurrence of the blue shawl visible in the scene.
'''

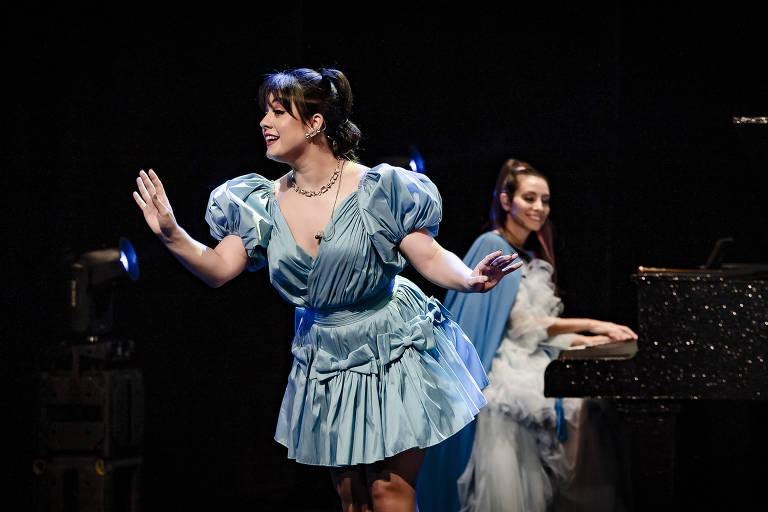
[417,231,522,512]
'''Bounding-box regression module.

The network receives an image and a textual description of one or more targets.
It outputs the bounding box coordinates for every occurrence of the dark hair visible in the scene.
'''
[491,158,556,271]
[258,67,362,161]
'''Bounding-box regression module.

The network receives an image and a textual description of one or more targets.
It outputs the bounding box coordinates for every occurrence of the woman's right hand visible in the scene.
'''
[588,321,638,342]
[133,169,178,240]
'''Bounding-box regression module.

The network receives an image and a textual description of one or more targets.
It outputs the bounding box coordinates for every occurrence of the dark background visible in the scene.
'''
[5,4,766,510]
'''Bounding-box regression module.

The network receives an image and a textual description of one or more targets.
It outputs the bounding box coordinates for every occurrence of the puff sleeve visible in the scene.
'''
[204,173,274,271]
[358,164,442,269]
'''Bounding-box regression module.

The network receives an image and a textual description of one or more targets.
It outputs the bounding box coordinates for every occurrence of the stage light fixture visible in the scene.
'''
[69,237,139,338]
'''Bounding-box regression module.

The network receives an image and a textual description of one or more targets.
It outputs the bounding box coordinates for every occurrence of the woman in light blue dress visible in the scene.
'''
[132,67,520,511]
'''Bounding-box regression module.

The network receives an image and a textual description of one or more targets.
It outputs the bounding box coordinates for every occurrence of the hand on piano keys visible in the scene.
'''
[585,320,638,342]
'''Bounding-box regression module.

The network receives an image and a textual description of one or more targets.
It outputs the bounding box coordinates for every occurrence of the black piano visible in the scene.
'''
[544,265,768,510]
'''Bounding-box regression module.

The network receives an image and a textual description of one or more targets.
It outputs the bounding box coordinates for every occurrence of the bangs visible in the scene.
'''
[258,72,304,119]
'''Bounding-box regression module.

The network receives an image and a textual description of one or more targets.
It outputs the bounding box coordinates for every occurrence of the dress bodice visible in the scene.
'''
[501,258,574,356]
[204,164,443,308]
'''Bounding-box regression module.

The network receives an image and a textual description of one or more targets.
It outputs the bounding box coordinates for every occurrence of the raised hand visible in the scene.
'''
[133,169,177,240]
[589,321,638,342]
[467,250,522,292]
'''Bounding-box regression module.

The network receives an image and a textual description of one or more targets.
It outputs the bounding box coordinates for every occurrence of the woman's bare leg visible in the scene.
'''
[330,465,373,512]
[365,448,426,512]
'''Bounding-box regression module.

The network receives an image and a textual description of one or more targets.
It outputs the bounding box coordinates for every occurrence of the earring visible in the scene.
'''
[304,121,327,141]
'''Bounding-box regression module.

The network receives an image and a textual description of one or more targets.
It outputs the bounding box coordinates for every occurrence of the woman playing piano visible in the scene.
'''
[418,158,637,512]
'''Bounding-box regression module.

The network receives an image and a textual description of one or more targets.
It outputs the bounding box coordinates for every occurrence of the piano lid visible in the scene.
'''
[636,264,768,280]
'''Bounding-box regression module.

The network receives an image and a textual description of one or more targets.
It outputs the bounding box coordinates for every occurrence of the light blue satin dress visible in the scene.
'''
[205,164,488,467]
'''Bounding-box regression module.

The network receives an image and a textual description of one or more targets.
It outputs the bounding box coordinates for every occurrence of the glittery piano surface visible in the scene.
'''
[544,267,768,400]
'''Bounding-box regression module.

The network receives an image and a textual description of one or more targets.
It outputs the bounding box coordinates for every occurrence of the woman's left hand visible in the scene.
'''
[467,250,522,292]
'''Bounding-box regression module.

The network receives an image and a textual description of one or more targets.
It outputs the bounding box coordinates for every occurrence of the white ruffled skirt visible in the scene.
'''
[458,259,581,512]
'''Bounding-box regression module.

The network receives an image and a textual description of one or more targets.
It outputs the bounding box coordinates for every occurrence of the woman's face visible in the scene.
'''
[506,175,551,232]
[259,94,310,163]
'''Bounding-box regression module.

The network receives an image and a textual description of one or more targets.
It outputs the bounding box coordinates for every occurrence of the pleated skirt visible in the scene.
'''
[274,276,489,467]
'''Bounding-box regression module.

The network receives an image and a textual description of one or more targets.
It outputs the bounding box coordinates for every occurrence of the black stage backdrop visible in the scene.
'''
[5,4,767,510]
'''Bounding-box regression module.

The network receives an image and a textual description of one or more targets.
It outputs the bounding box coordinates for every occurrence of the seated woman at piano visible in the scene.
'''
[417,158,637,512]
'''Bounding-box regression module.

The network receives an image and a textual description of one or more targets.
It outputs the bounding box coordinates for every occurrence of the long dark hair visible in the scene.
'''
[258,67,362,161]
[490,158,556,273]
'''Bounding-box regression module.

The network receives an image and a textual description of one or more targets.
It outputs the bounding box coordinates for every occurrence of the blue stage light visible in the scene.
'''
[409,146,426,174]
[119,237,140,280]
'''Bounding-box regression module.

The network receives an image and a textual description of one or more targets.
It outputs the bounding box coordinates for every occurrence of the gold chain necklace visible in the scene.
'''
[290,159,342,197]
